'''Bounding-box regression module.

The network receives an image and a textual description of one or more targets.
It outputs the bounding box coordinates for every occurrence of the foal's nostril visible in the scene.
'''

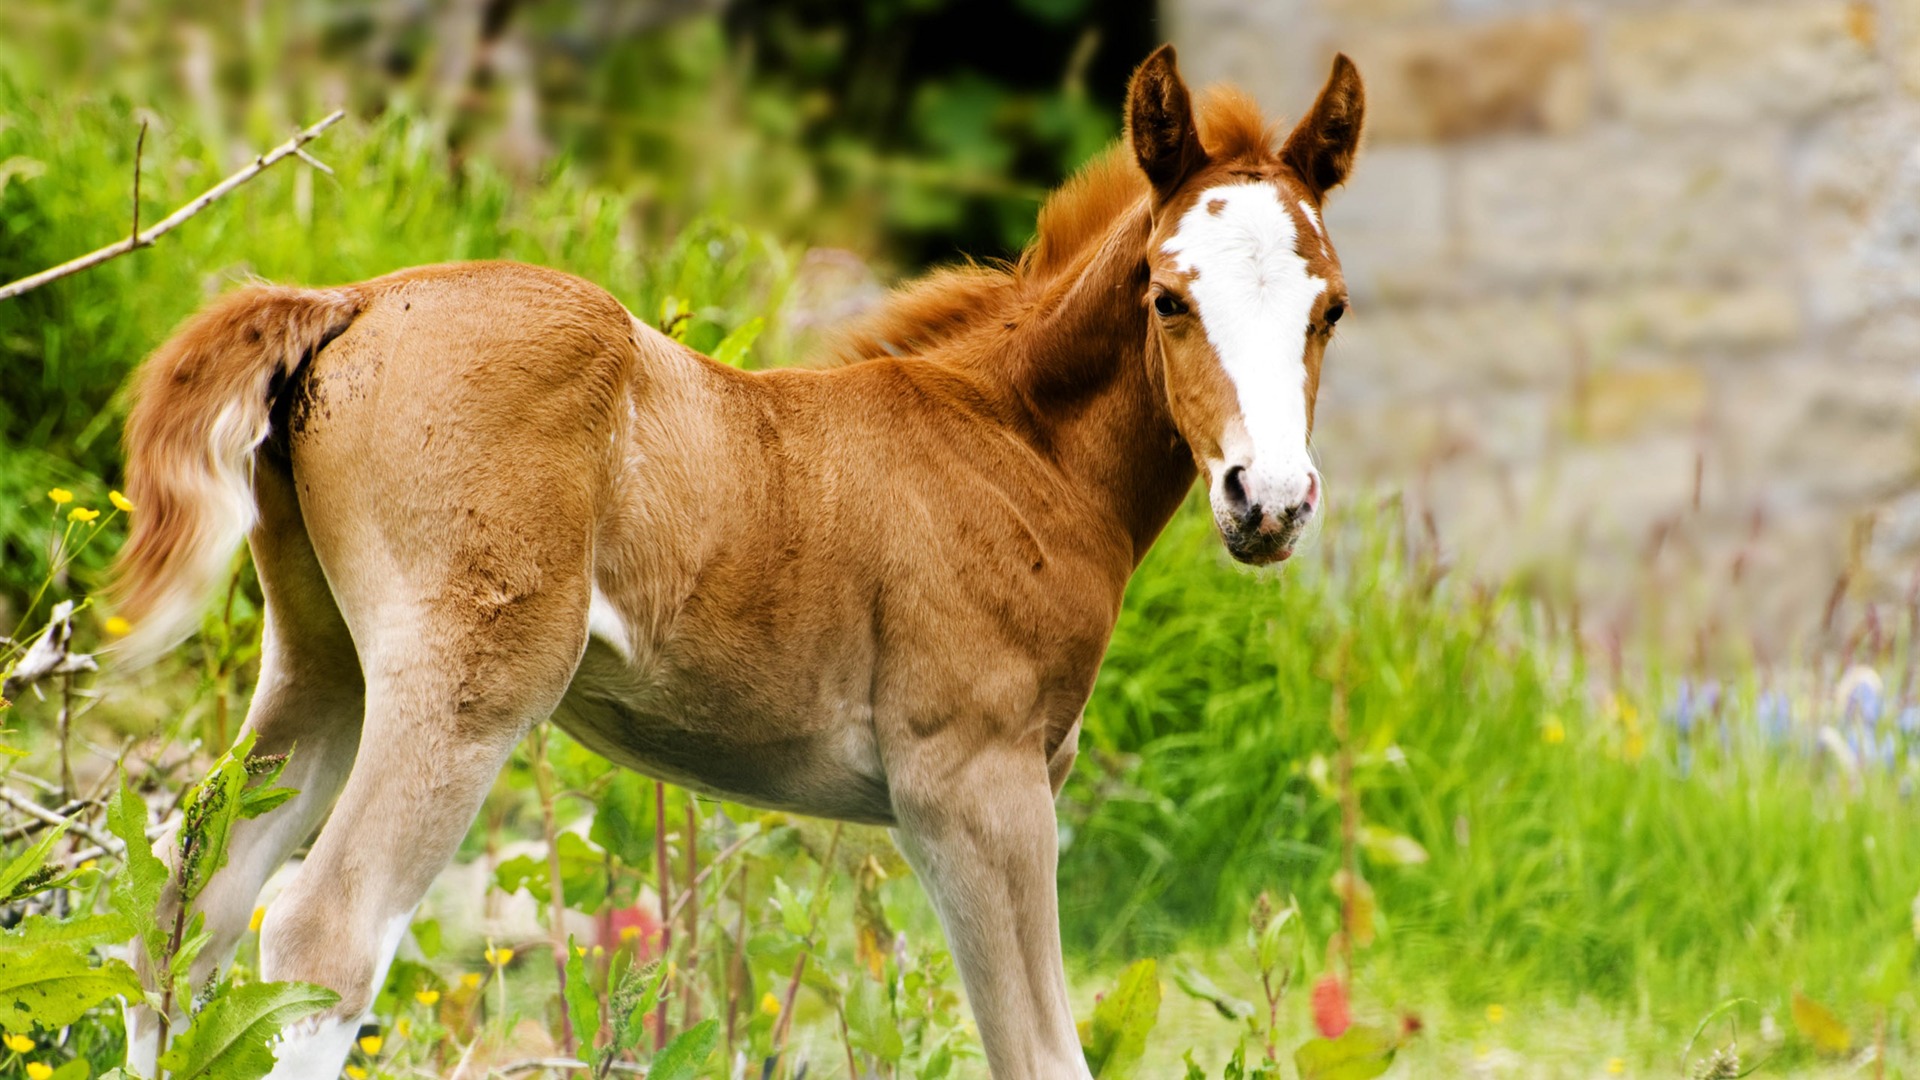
[1222,465,1249,510]
[1303,473,1320,512]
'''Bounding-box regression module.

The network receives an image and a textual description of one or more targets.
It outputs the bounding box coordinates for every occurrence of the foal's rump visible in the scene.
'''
[111,261,638,665]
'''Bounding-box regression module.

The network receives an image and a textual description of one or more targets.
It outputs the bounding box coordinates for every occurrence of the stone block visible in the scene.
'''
[1458,129,1789,285]
[1577,362,1708,441]
[1322,144,1454,301]
[1333,13,1593,142]
[1604,2,1880,127]
[1171,0,1329,115]
[1330,294,1572,401]
[1574,284,1803,365]
[1796,104,1920,329]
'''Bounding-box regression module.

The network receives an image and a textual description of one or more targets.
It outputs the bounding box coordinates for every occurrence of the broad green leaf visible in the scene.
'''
[155,980,340,1080]
[108,776,172,973]
[1081,959,1159,1080]
[1293,1024,1398,1080]
[1866,940,1914,1006]
[492,832,612,913]
[588,773,656,867]
[711,316,765,367]
[1357,825,1429,867]
[845,976,903,1062]
[0,819,68,901]
[51,1058,91,1080]
[563,936,603,1071]
[612,961,669,1055]
[170,734,299,904]
[921,1040,954,1080]
[1171,963,1255,1022]
[649,1017,720,1080]
[2,912,129,950]
[1791,990,1850,1055]
[773,877,811,939]
[0,947,143,1029]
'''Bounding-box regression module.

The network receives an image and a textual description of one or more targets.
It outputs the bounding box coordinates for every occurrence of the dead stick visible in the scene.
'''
[0,110,346,302]
[0,786,120,853]
[131,119,147,244]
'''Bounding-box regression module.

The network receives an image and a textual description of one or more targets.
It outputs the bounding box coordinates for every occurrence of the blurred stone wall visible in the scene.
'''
[1172,0,1920,637]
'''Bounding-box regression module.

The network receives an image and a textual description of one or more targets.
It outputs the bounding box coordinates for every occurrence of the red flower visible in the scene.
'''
[1311,974,1350,1038]
[604,902,663,962]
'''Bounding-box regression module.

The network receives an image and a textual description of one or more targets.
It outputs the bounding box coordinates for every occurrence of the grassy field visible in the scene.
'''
[3,74,1919,1080]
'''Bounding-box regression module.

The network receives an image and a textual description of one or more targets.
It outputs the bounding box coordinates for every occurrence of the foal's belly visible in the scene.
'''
[552,640,896,826]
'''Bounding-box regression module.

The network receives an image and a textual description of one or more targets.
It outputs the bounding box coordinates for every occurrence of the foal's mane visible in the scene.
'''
[824,88,1276,365]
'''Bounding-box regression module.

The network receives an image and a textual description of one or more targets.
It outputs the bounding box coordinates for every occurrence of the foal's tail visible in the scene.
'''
[110,285,363,665]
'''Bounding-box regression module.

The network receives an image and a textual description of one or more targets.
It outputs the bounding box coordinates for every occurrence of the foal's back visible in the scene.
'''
[270,261,1114,817]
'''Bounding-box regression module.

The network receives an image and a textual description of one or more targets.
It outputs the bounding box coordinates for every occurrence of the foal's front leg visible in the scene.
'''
[891,739,1092,1080]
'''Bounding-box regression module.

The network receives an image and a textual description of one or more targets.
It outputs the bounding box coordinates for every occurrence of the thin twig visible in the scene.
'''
[652,780,673,1051]
[0,110,346,302]
[664,829,758,925]
[0,798,94,843]
[491,1058,645,1077]
[131,118,147,244]
[0,785,120,853]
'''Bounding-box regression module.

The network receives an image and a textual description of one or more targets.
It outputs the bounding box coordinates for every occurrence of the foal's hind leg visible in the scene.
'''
[254,578,591,1079]
[128,467,365,1074]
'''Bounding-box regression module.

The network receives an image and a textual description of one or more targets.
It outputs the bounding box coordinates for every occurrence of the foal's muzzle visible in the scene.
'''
[1214,464,1319,565]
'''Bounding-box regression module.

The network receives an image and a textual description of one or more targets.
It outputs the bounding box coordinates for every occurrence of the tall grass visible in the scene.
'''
[0,80,794,608]
[1068,496,1920,1036]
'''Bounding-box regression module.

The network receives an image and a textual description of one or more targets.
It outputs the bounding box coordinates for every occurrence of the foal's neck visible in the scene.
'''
[1007,205,1196,567]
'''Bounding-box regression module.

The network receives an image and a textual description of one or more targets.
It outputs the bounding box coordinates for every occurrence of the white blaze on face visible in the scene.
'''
[1162,182,1326,509]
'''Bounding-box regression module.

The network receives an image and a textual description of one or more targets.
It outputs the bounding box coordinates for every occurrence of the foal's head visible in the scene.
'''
[1128,47,1365,565]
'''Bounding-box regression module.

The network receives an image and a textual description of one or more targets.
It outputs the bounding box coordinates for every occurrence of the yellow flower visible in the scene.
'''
[394,1018,411,1039]
[619,926,640,943]
[103,616,132,637]
[460,973,482,990]
[758,992,782,1017]
[345,1068,368,1080]
[3,1033,33,1053]
[79,859,97,871]
[358,1034,383,1055]
[414,989,440,1007]
[485,946,514,967]
[109,490,134,513]
[1607,1058,1626,1075]
[26,1063,52,1080]
[68,507,100,523]
[592,945,604,957]
[1486,1004,1505,1025]
[249,906,267,933]
[575,945,589,958]
[47,488,72,505]
[1542,716,1566,745]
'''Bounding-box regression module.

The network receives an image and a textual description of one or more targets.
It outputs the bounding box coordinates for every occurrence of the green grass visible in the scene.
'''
[1065,498,1920,1059]
[3,66,1918,1078]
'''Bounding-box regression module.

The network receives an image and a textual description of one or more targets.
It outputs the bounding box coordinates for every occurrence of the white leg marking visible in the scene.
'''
[263,1015,361,1080]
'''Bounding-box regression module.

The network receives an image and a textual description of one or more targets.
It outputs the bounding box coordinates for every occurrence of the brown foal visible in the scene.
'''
[112,46,1364,1080]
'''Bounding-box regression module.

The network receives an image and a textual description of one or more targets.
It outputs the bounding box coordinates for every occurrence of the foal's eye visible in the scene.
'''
[1325,302,1346,326]
[1153,292,1188,318]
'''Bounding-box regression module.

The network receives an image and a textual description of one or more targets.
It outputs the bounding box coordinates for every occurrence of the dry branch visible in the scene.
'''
[0,785,121,853]
[0,110,347,302]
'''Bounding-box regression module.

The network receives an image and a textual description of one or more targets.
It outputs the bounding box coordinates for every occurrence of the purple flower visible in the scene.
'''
[1844,673,1884,727]
[1757,691,1792,744]
[1667,679,1697,737]
[1899,706,1920,737]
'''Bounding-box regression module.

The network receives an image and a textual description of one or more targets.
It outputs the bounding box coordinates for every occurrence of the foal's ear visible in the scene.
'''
[1283,54,1366,198]
[1127,44,1209,202]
